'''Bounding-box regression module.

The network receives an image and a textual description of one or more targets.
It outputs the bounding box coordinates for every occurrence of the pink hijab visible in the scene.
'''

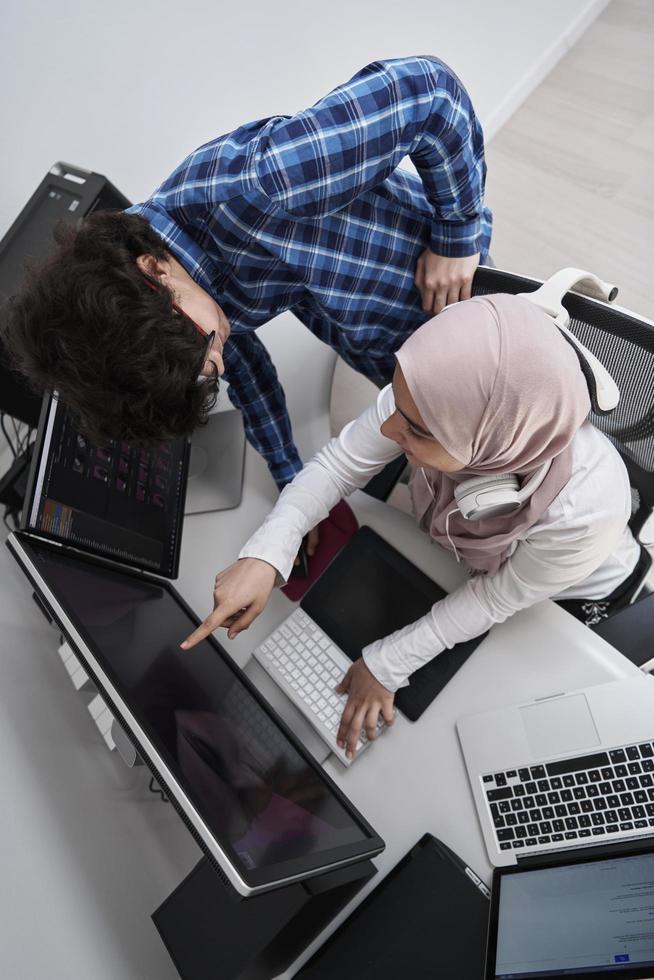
[396,293,591,574]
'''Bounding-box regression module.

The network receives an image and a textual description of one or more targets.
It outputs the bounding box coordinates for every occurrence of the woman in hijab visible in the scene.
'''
[182,294,643,758]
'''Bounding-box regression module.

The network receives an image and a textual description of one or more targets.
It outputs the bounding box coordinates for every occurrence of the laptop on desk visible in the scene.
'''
[457,675,654,977]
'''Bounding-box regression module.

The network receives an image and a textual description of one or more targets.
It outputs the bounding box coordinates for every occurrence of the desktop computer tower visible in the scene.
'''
[0,161,131,303]
[0,162,131,428]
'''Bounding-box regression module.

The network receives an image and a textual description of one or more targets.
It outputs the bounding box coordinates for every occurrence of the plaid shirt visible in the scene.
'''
[128,56,492,488]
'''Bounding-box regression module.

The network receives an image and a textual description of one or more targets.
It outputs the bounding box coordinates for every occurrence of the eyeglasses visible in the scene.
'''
[141,273,218,392]
[170,300,217,387]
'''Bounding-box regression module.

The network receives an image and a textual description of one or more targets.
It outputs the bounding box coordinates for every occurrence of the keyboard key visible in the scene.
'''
[527,823,539,836]
[525,783,537,795]
[643,760,654,772]
[499,801,511,814]
[579,815,591,827]
[547,752,609,776]
[538,836,551,845]
[550,777,563,790]
[513,840,525,849]
[525,838,537,847]
[573,787,586,800]
[506,770,517,778]
[523,796,535,809]
[552,833,564,842]
[592,827,606,836]
[610,749,627,763]
[518,812,530,824]
[494,772,507,786]
[487,787,513,802]
[563,776,575,788]
[626,746,640,761]
[575,772,589,785]
[535,794,547,807]
[505,814,518,826]
[579,829,591,838]
[565,831,578,840]
[620,822,634,831]
[553,819,565,832]
[639,744,654,758]
[530,766,546,779]
[510,799,523,812]
[518,768,530,781]
[514,785,526,797]
[628,762,642,775]
[635,820,648,828]
[614,765,628,778]
[537,780,549,793]
[515,826,527,838]
[497,828,515,841]
[588,769,602,783]
[606,824,620,834]
[499,842,512,851]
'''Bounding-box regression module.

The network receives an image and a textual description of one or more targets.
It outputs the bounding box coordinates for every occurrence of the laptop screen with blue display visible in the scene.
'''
[494,851,654,977]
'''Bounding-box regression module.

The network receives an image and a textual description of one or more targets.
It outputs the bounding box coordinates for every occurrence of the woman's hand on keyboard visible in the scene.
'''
[335,659,395,760]
[180,558,278,649]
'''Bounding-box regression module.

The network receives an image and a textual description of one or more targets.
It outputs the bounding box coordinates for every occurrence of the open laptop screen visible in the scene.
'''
[22,392,188,578]
[10,533,383,894]
[489,847,654,978]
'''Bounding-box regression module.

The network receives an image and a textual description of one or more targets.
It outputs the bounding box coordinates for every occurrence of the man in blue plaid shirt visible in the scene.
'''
[5,56,491,510]
[129,56,492,479]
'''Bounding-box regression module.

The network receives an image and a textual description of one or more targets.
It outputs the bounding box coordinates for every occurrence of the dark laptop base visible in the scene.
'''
[301,527,487,721]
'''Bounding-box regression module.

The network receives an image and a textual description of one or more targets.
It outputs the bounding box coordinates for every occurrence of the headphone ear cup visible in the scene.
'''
[454,474,521,520]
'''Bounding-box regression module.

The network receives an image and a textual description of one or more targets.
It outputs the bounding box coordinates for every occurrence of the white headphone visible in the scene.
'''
[452,461,552,521]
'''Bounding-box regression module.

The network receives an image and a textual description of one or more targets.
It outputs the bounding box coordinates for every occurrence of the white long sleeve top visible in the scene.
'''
[239,386,640,693]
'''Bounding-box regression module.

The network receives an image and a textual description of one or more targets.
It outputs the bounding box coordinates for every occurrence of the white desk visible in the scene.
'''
[175,316,641,979]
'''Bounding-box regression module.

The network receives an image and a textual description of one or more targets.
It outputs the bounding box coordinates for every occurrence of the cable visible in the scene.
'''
[0,415,17,459]
[148,776,169,803]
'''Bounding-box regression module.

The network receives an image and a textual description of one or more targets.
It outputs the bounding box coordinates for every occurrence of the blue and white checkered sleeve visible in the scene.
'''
[253,56,487,254]
[222,332,303,490]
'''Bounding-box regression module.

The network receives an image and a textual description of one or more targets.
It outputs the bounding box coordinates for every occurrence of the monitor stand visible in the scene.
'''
[152,855,376,980]
[184,409,246,515]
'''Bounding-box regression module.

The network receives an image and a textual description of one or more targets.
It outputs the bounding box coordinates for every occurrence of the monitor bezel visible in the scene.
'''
[485,838,654,980]
[21,391,190,579]
[7,531,384,897]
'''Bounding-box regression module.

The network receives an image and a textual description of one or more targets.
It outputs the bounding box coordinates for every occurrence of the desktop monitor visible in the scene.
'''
[7,532,384,896]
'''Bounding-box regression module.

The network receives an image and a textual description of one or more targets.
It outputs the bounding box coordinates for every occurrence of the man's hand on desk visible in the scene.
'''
[335,658,395,760]
[180,558,277,649]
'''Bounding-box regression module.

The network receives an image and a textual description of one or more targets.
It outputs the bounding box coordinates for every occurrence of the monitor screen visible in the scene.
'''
[10,534,383,894]
[23,393,188,577]
[492,850,654,977]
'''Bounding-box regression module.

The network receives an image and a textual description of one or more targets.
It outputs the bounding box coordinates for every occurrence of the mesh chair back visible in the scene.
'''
[472,267,654,538]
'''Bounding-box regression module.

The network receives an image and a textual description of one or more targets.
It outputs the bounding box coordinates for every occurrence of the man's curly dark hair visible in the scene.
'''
[0,210,218,445]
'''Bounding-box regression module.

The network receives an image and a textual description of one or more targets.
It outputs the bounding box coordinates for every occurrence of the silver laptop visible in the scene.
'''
[457,674,654,867]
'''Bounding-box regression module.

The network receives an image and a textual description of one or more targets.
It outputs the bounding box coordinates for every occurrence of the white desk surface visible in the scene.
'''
[176,323,640,977]
[0,316,640,979]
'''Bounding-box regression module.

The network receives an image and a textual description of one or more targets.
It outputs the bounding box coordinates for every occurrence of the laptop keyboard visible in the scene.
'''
[483,742,654,854]
[253,609,386,766]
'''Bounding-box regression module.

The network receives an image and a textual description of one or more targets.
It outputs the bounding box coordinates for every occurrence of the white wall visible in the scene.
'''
[1,0,607,235]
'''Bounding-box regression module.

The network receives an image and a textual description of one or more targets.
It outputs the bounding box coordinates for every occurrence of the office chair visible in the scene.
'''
[473,265,654,617]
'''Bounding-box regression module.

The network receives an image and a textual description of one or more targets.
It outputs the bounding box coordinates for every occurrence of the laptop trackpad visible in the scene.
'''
[520,694,601,759]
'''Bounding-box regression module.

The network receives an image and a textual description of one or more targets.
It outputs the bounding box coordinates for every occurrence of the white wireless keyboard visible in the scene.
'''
[253,608,385,766]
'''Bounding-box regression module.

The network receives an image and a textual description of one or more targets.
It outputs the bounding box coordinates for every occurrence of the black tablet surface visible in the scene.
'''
[301,526,487,721]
